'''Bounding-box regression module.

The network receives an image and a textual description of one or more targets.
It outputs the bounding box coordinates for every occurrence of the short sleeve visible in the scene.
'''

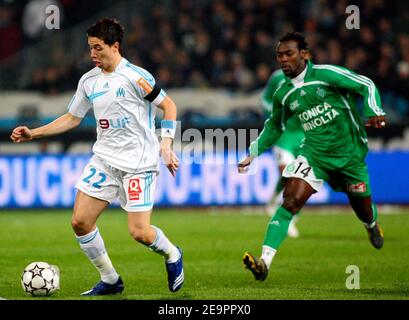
[127,64,167,106]
[67,77,92,118]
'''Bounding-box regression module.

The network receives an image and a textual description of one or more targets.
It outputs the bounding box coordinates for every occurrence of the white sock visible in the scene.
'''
[90,253,119,284]
[149,225,180,263]
[261,245,277,270]
[76,227,119,284]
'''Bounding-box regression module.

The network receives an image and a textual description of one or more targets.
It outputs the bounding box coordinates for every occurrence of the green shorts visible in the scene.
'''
[283,154,372,197]
[316,159,372,197]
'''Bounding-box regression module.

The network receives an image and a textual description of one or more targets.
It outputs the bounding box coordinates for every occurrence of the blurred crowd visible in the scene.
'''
[1,0,408,105]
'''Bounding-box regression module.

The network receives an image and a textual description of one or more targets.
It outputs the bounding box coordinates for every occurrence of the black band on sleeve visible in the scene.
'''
[145,84,161,102]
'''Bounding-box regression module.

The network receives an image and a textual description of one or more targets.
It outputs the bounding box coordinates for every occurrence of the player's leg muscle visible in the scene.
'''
[71,190,108,235]
[348,195,374,223]
[282,178,315,214]
[127,211,156,245]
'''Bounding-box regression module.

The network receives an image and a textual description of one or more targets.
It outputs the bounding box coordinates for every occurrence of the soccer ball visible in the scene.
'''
[21,262,60,297]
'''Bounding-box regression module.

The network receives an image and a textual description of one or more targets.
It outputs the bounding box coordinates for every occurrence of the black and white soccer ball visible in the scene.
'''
[21,262,60,297]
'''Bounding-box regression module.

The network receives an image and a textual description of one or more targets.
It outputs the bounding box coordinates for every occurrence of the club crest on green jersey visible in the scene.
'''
[289,100,300,111]
[316,87,326,98]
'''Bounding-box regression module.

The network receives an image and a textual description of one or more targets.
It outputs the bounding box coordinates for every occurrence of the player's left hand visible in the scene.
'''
[160,138,179,177]
[365,116,386,129]
[237,155,254,174]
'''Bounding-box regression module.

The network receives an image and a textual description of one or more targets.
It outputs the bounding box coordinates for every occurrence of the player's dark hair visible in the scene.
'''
[279,32,308,51]
[87,17,124,49]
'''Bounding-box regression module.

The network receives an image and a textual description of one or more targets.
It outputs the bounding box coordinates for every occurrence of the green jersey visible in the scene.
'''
[250,61,385,169]
[261,69,304,155]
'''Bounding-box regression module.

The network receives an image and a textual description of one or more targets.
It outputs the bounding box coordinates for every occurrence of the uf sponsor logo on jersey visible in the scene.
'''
[128,178,142,200]
[116,87,125,97]
[347,182,366,193]
[99,116,130,129]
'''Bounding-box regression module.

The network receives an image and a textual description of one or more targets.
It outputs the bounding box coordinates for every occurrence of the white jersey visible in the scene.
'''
[68,58,166,173]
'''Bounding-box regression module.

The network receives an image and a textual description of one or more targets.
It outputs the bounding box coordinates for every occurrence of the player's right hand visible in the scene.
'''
[160,138,179,177]
[365,115,386,129]
[10,126,32,143]
[237,155,254,174]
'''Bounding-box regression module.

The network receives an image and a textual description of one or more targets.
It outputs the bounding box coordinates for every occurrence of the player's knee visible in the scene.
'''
[129,226,150,244]
[71,217,92,235]
[282,196,303,214]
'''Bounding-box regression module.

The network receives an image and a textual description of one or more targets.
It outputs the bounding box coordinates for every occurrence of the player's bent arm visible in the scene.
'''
[12,112,82,143]
[249,97,287,157]
[157,96,177,124]
[31,112,82,139]
[11,112,81,143]
[157,96,179,176]
[157,96,177,148]
[318,66,385,118]
[249,118,283,156]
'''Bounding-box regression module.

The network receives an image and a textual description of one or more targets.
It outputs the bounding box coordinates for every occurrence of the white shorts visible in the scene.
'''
[273,146,296,167]
[75,156,157,212]
[282,155,324,192]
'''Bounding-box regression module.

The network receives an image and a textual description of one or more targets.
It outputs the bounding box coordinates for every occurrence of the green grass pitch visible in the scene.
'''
[0,207,408,300]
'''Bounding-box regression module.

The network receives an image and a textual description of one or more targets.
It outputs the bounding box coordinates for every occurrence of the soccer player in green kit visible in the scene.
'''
[261,69,304,238]
[238,32,386,281]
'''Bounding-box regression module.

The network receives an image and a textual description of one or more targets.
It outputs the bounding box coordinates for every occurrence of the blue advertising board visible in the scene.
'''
[0,151,407,208]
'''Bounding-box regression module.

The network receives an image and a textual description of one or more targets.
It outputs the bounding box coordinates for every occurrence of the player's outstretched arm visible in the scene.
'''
[10,112,82,143]
[316,66,385,119]
[237,96,286,173]
[157,96,179,177]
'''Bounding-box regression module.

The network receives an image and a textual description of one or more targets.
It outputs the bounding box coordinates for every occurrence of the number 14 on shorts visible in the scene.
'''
[285,159,312,178]
[282,156,323,191]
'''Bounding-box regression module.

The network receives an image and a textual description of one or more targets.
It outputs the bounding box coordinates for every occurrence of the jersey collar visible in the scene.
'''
[283,59,314,87]
[290,63,308,87]
[304,59,314,81]
[114,57,128,72]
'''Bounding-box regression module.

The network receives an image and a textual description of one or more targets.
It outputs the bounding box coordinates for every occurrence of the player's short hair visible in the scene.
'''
[87,17,124,48]
[278,32,308,51]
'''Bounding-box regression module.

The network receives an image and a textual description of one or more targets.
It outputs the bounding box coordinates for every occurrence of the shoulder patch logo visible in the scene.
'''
[289,100,300,111]
[316,87,326,98]
[137,77,153,94]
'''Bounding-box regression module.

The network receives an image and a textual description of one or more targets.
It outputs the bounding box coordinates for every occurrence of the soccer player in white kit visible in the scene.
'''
[10,18,184,295]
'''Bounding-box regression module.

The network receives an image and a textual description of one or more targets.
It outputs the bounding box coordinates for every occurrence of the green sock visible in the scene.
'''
[371,203,378,222]
[364,203,378,228]
[364,203,378,229]
[263,206,293,250]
